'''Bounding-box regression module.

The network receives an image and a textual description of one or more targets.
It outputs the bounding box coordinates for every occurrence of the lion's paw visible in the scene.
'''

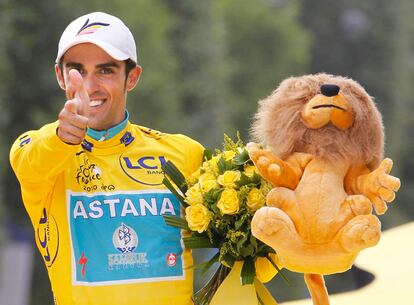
[252,207,298,250]
[339,214,381,253]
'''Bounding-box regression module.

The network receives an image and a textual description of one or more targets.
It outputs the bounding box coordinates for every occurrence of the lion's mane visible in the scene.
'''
[251,73,384,169]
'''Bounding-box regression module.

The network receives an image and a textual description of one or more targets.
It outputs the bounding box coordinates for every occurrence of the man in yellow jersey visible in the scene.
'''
[10,12,204,305]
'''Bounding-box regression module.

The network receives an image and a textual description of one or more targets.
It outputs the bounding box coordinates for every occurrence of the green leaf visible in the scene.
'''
[233,149,250,165]
[267,255,290,285]
[217,156,228,173]
[235,173,253,188]
[162,177,187,207]
[163,215,189,230]
[162,161,188,193]
[221,253,235,268]
[239,244,255,257]
[241,257,255,285]
[203,149,213,161]
[183,236,216,248]
[251,172,262,186]
[204,188,224,205]
[236,233,248,252]
[217,156,238,174]
[249,234,258,253]
[235,214,247,230]
[256,241,275,254]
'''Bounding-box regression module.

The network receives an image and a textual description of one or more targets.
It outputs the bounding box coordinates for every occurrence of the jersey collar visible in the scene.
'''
[86,110,130,142]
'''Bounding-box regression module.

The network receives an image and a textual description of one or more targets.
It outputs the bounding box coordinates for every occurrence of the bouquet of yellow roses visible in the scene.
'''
[162,135,285,305]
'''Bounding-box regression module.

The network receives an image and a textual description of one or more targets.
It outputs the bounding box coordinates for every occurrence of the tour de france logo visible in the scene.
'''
[112,223,138,254]
[76,157,102,186]
[74,154,115,192]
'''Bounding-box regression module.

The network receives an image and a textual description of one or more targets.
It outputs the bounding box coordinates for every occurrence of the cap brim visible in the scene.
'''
[56,38,131,63]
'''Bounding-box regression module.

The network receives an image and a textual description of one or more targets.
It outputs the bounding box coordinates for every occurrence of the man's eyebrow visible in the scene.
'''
[96,61,121,69]
[64,61,121,70]
[65,62,83,70]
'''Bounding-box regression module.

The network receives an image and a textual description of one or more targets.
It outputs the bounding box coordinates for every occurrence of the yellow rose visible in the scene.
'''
[185,204,211,233]
[199,172,216,182]
[201,160,210,172]
[187,168,201,185]
[244,165,257,177]
[246,187,265,211]
[222,150,236,161]
[185,185,203,205]
[255,254,280,283]
[200,179,219,193]
[208,156,220,174]
[201,156,220,174]
[198,172,218,193]
[217,170,241,187]
[217,188,239,215]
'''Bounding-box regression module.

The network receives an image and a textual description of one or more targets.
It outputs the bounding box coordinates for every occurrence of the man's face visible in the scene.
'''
[55,43,141,130]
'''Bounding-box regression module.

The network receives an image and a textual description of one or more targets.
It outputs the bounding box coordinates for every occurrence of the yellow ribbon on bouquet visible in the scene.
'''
[210,261,278,305]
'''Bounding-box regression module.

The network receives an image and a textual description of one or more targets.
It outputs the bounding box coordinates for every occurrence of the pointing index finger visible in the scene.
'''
[68,69,90,117]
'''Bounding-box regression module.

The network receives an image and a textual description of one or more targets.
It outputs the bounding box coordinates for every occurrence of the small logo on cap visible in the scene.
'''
[77,18,109,36]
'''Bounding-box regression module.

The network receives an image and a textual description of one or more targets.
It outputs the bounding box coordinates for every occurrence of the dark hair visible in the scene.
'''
[58,57,137,78]
[124,58,137,77]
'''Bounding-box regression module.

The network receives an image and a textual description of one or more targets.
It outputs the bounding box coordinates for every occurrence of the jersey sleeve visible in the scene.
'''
[186,138,205,176]
[9,121,79,223]
[173,134,204,177]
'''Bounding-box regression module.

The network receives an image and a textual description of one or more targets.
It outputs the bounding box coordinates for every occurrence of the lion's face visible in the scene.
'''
[251,73,384,168]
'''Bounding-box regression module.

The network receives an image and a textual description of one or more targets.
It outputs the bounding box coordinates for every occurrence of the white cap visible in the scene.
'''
[56,12,137,64]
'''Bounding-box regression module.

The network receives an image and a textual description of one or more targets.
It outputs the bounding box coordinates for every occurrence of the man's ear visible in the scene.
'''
[55,64,66,90]
[126,65,142,91]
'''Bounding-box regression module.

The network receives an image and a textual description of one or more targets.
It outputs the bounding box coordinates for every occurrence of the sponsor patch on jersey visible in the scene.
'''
[119,153,167,186]
[166,253,177,267]
[67,190,185,286]
[75,156,116,192]
[37,208,60,267]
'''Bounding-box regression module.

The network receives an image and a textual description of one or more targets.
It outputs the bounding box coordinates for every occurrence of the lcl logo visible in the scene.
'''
[123,156,167,170]
[120,155,167,186]
[37,208,59,267]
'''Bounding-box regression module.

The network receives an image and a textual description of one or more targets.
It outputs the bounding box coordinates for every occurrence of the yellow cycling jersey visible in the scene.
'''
[10,121,204,305]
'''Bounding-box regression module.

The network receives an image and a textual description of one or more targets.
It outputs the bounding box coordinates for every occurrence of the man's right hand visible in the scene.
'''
[57,69,90,144]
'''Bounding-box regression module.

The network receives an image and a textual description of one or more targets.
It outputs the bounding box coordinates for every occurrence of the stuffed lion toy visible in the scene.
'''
[247,73,400,305]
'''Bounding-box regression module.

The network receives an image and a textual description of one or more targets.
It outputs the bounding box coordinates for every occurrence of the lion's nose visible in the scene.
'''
[321,84,340,97]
